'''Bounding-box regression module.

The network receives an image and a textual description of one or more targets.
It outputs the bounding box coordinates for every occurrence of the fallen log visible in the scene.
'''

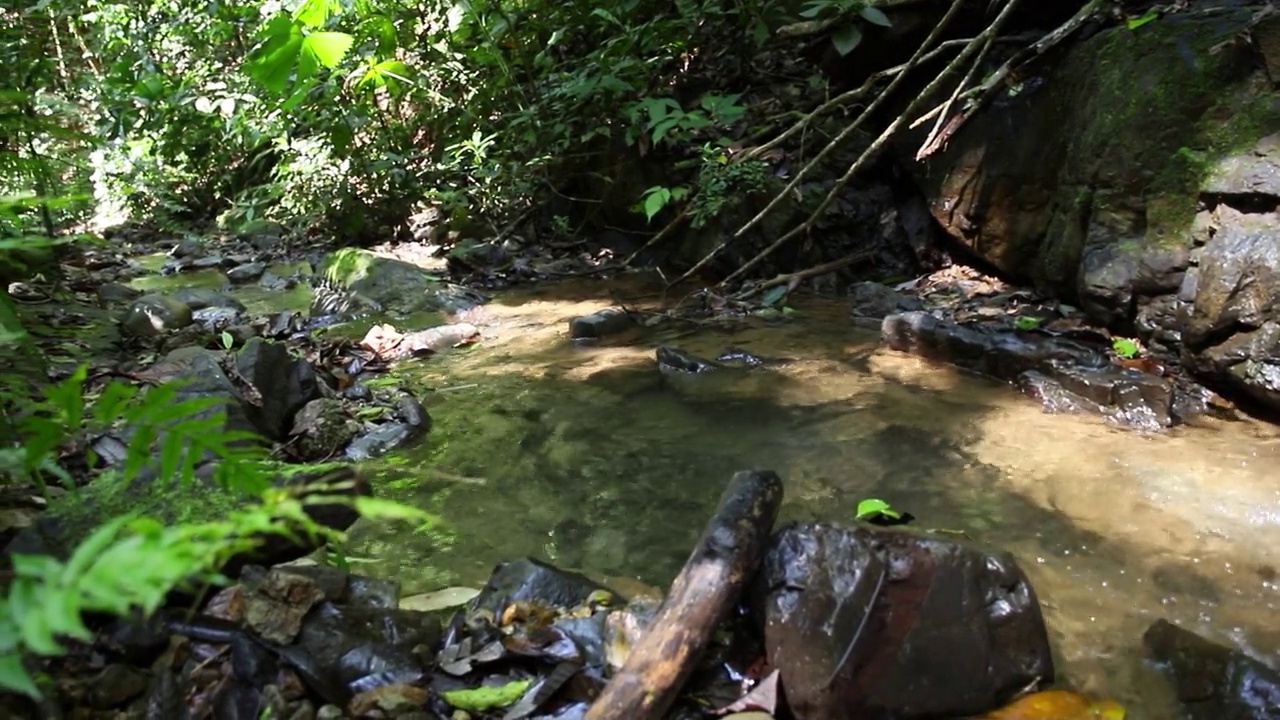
[584,470,785,720]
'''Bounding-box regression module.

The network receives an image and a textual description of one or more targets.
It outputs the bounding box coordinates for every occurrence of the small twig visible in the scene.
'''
[722,0,1025,286]
[916,28,999,159]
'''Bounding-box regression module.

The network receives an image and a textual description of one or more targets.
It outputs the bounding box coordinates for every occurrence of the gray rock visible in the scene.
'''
[289,398,359,461]
[172,236,205,258]
[343,422,415,461]
[849,281,923,324]
[569,308,633,339]
[1203,132,1280,197]
[172,287,245,311]
[236,338,323,440]
[754,523,1052,720]
[121,294,194,338]
[883,311,1180,427]
[318,248,487,314]
[227,261,267,283]
[97,282,141,308]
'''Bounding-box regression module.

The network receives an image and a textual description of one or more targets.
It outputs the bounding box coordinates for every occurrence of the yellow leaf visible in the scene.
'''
[977,690,1125,720]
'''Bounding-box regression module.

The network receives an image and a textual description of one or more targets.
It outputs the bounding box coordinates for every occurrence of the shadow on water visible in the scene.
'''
[343,277,1280,717]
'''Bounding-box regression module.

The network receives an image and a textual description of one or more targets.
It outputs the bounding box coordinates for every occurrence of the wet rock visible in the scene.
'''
[1143,619,1280,720]
[173,287,246,312]
[342,383,374,402]
[237,338,324,440]
[121,294,194,338]
[754,523,1053,720]
[656,346,720,374]
[470,558,613,617]
[191,255,225,269]
[238,220,289,251]
[97,281,142,307]
[193,305,242,330]
[172,236,206,258]
[569,308,633,339]
[394,395,431,431]
[290,399,359,460]
[849,281,923,326]
[1183,206,1280,409]
[319,247,487,315]
[294,603,441,698]
[344,422,416,461]
[1018,365,1174,430]
[82,664,152,709]
[882,311,1180,427]
[228,261,267,283]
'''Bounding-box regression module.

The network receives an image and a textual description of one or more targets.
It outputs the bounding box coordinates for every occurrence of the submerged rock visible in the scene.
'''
[1143,619,1280,720]
[121,294,194,338]
[569,308,633,339]
[753,523,1053,720]
[882,310,1178,427]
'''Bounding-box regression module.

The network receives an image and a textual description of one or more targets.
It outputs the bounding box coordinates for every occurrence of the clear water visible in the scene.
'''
[338,279,1280,717]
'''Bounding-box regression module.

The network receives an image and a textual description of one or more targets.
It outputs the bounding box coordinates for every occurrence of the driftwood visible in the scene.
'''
[584,470,785,720]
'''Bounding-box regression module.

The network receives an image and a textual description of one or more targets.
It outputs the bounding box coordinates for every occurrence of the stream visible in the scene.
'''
[327,279,1280,718]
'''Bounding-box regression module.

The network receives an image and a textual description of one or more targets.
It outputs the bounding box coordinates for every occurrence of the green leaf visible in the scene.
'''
[855,498,901,521]
[301,32,355,70]
[859,6,892,27]
[293,0,340,28]
[0,653,40,699]
[1126,11,1159,30]
[831,24,863,56]
[642,187,670,221]
[1112,337,1141,359]
[353,497,435,521]
[1013,316,1045,331]
[443,679,533,711]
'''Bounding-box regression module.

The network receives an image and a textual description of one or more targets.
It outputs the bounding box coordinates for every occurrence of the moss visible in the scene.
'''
[321,247,378,287]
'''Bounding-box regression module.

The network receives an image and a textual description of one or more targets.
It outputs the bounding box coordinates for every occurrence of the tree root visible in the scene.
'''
[732,248,876,301]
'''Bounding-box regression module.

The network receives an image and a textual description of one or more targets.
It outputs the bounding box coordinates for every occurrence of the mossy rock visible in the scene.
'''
[318,248,487,315]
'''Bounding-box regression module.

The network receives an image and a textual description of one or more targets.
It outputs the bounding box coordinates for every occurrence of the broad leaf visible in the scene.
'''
[831,24,863,56]
[859,6,892,27]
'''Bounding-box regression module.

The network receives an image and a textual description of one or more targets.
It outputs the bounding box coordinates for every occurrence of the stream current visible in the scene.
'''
[334,280,1280,718]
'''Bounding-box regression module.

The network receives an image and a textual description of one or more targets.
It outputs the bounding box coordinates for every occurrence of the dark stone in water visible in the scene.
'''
[470,557,613,617]
[883,311,1178,427]
[569,308,633,339]
[656,346,719,374]
[753,522,1053,720]
[237,338,323,441]
[1143,619,1280,720]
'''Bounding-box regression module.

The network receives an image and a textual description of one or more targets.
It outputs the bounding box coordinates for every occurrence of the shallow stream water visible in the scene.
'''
[323,279,1280,717]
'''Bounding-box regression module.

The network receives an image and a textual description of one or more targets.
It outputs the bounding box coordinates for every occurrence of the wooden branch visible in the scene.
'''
[584,470,785,720]
[734,248,876,301]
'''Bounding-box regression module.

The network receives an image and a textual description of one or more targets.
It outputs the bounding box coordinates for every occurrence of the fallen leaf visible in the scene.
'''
[977,689,1125,720]
[399,586,481,612]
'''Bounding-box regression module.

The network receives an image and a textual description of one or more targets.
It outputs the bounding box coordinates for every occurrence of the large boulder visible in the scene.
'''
[901,7,1280,411]
[753,523,1053,720]
[317,248,486,315]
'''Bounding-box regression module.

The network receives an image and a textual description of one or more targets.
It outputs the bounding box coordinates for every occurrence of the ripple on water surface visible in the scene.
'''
[345,282,1280,718]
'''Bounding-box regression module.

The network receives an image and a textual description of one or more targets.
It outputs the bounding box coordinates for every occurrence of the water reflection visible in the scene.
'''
[346,282,1280,717]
